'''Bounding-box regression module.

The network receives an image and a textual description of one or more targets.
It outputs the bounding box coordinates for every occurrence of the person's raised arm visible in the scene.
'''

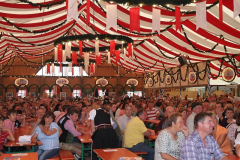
[39,125,57,136]
[29,118,41,135]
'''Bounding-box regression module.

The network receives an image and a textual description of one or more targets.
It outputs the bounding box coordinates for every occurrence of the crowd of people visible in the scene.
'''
[0,92,240,160]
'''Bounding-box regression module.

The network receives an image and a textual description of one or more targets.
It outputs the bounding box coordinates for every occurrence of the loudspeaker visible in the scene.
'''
[178,56,187,66]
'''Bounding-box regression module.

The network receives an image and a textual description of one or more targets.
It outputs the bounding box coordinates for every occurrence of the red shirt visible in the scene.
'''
[0,130,9,150]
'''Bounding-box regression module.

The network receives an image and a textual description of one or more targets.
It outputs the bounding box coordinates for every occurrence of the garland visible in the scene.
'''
[0,53,16,74]
[15,46,54,57]
[17,55,42,69]
[102,0,198,7]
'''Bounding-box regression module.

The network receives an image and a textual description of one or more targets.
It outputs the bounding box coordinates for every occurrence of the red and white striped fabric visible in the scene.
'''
[146,108,159,120]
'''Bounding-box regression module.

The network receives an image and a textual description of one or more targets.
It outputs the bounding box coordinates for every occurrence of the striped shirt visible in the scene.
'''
[146,108,159,120]
[4,119,15,135]
[0,130,9,150]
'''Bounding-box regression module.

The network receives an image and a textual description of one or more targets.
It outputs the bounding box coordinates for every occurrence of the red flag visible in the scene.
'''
[79,41,82,55]
[47,64,50,74]
[86,0,90,25]
[219,0,223,23]
[90,63,93,74]
[128,43,132,57]
[57,44,62,63]
[175,6,181,32]
[57,85,60,94]
[110,41,115,56]
[130,8,140,33]
[96,53,101,65]
[60,63,62,72]
[66,0,68,12]
[116,50,120,63]
[72,67,74,76]
[72,52,77,65]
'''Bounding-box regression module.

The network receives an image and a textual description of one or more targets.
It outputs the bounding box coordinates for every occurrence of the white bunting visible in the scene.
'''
[95,40,99,55]
[62,50,66,62]
[85,65,88,74]
[196,1,207,30]
[108,52,111,64]
[84,52,89,66]
[51,63,55,75]
[106,4,117,31]
[67,0,81,22]
[152,8,161,34]
[65,42,71,58]
[80,66,83,77]
[124,48,126,63]
[54,47,57,61]
[68,63,72,73]
[234,0,240,18]
[64,66,68,76]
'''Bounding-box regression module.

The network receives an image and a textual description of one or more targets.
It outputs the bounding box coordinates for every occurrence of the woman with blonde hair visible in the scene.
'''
[208,111,232,154]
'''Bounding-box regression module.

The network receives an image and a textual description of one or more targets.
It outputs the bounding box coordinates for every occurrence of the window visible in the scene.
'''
[73,90,81,97]
[127,91,142,97]
[45,89,54,97]
[18,90,26,98]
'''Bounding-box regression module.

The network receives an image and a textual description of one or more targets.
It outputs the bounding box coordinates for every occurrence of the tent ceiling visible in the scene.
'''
[0,0,240,76]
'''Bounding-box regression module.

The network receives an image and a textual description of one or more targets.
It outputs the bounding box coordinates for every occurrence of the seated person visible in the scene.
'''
[220,108,235,128]
[58,107,84,159]
[155,106,174,133]
[155,113,188,160]
[4,109,17,135]
[29,108,45,135]
[55,105,69,123]
[31,111,62,160]
[0,116,15,154]
[117,105,133,134]
[124,109,155,160]
[14,110,25,128]
[146,100,160,120]
[0,107,8,120]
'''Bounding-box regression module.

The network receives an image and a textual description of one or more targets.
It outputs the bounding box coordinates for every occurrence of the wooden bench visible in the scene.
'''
[132,151,148,158]
[46,155,60,160]
[59,150,75,160]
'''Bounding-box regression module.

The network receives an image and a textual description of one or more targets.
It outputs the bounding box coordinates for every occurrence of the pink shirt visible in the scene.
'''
[4,119,15,134]
[64,116,81,137]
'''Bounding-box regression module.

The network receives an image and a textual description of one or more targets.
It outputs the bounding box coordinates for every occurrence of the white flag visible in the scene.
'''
[106,4,117,31]
[152,8,161,34]
[65,42,71,58]
[85,65,88,74]
[62,50,66,62]
[108,52,111,64]
[68,63,72,73]
[54,47,57,61]
[84,52,89,66]
[95,40,99,55]
[234,0,240,18]
[51,63,55,75]
[80,66,83,77]
[196,1,207,30]
[124,48,126,63]
[67,0,80,22]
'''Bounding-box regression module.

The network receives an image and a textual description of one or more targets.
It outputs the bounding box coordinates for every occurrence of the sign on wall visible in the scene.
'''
[56,78,69,87]
[96,78,108,86]
[126,78,138,86]
[14,78,28,86]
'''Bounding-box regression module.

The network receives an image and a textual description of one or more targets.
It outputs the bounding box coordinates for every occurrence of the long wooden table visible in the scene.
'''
[0,152,38,160]
[94,148,142,160]
[5,126,35,153]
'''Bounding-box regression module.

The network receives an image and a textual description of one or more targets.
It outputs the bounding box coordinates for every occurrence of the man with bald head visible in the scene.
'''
[154,106,174,133]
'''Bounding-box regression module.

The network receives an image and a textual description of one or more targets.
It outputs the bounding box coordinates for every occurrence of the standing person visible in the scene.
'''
[155,113,188,160]
[89,104,118,160]
[31,111,61,160]
[124,109,155,160]
[186,102,203,134]
[180,112,228,160]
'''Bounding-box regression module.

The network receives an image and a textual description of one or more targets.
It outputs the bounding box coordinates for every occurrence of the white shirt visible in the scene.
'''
[117,114,133,132]
[186,112,196,134]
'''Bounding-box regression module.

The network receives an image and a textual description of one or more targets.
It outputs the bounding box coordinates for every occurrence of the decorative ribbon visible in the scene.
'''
[175,6,181,32]
[86,0,90,25]
[116,50,120,63]
[110,40,115,56]
[79,41,82,55]
[106,4,117,31]
[130,8,140,33]
[47,64,50,74]
[219,0,223,23]
[72,52,77,65]
[57,44,62,63]
[128,43,132,58]
[152,8,161,34]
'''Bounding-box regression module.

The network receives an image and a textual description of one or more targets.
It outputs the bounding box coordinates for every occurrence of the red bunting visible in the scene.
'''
[60,63,62,72]
[219,0,223,23]
[86,0,90,25]
[96,53,101,65]
[57,85,60,94]
[72,67,74,76]
[175,6,181,32]
[47,64,50,74]
[128,43,132,57]
[130,8,140,33]
[79,41,82,55]
[116,50,120,63]
[57,44,62,63]
[66,0,68,12]
[90,63,93,74]
[110,41,115,56]
[72,52,77,65]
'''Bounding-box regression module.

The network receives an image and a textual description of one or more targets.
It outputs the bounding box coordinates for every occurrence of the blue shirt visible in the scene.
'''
[180,130,225,160]
[35,122,60,150]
